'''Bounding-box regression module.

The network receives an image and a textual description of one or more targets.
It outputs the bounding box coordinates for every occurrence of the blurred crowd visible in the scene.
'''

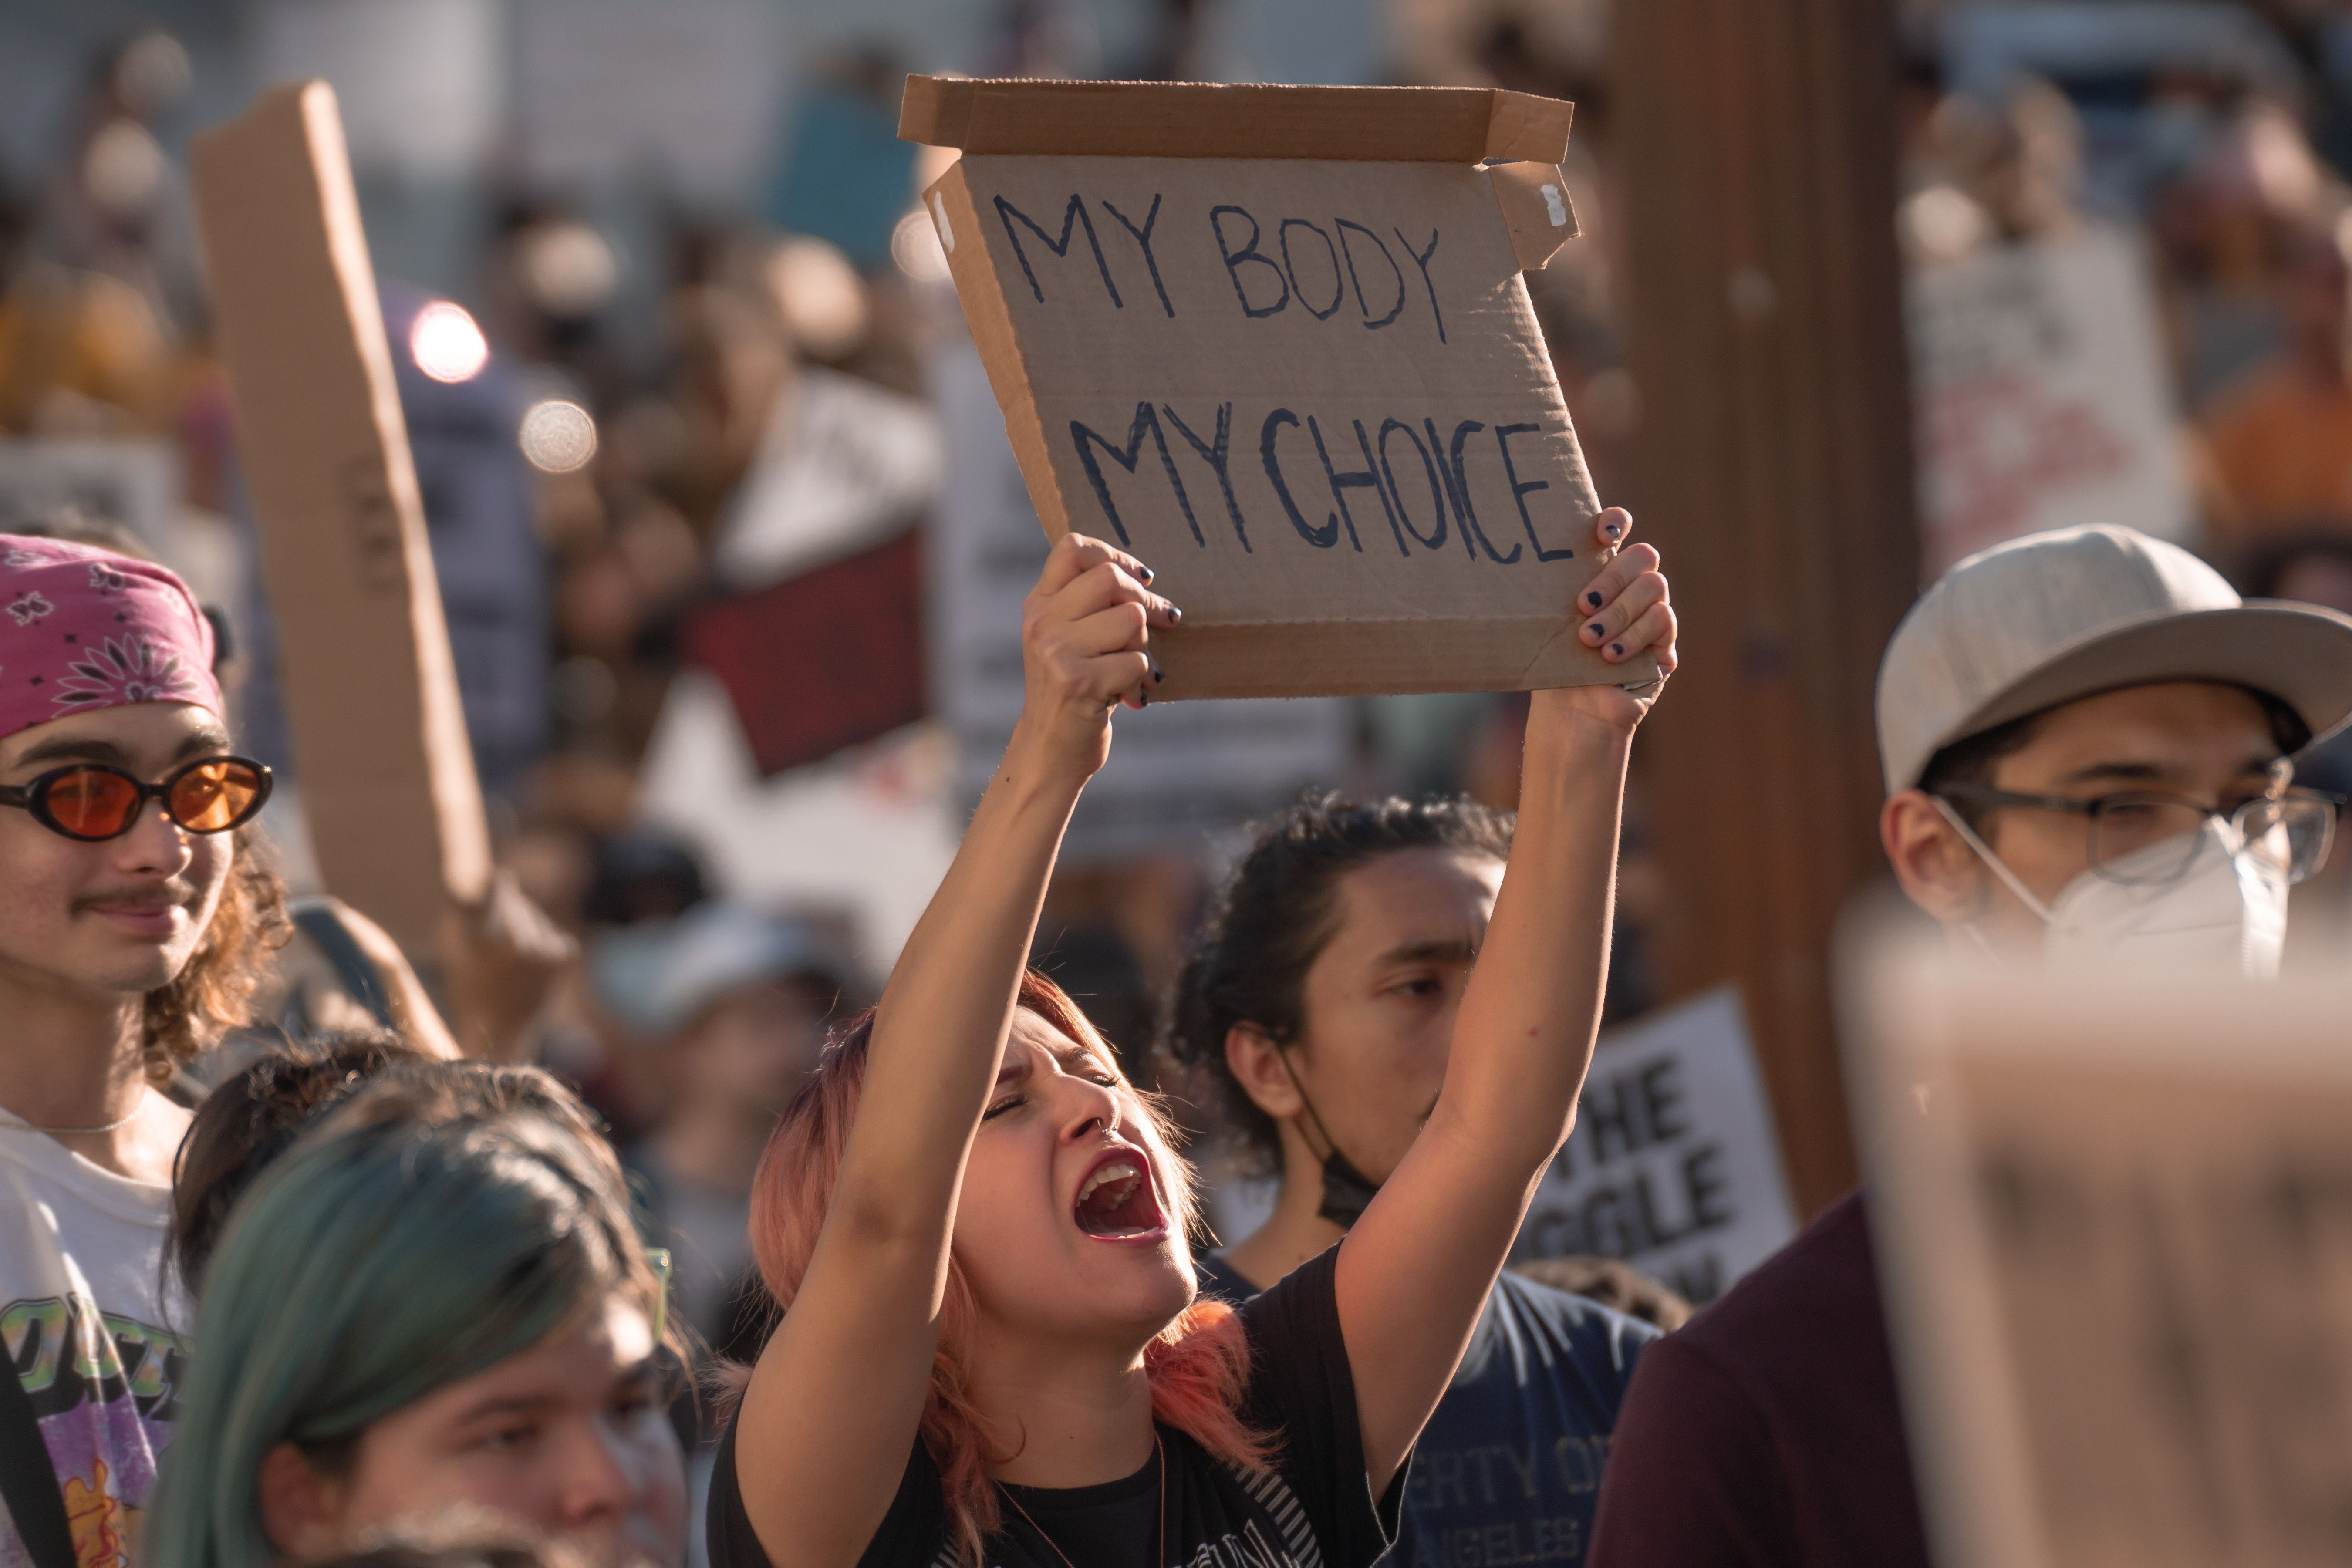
[11,0,2352,1441]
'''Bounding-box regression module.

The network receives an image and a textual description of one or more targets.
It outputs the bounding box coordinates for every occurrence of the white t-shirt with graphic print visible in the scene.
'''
[0,1130,186,1568]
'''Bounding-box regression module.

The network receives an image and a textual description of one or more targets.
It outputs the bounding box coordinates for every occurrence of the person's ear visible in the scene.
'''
[1881,789,1990,923]
[1223,1024,1305,1123]
[256,1442,348,1558]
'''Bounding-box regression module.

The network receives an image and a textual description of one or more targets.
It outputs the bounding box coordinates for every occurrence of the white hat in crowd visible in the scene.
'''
[1876,523,2352,794]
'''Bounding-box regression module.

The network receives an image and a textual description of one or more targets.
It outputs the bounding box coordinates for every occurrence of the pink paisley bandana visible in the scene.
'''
[0,535,221,745]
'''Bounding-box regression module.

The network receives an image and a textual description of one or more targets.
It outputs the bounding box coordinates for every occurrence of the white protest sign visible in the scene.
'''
[634,668,959,963]
[1852,948,2352,1568]
[710,368,944,592]
[1907,226,2192,576]
[928,341,1351,865]
[0,440,179,555]
[1512,987,1797,1304]
[513,0,782,200]
[254,0,501,180]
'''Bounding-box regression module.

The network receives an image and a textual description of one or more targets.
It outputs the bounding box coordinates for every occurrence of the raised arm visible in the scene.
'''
[732,533,1176,1568]
[1335,507,1676,1491]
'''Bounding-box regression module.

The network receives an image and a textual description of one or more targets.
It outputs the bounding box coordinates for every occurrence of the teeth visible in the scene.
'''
[1078,1160,1141,1207]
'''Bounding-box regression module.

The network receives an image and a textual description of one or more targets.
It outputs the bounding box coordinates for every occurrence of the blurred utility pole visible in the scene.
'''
[1612,0,1919,1216]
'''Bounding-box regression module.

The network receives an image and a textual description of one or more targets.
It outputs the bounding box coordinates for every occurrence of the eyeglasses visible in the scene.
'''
[0,756,273,842]
[1935,783,2344,887]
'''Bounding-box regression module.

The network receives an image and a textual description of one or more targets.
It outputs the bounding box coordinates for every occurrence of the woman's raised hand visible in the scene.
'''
[1545,506,1678,733]
[1012,532,1182,781]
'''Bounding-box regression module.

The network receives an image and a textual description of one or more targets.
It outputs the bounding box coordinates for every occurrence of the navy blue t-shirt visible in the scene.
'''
[1195,1252,1657,1568]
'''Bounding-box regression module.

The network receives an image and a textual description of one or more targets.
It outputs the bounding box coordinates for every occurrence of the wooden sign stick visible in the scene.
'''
[191,81,491,956]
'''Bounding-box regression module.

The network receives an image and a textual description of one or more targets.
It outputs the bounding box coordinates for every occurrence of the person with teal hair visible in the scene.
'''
[146,1079,688,1567]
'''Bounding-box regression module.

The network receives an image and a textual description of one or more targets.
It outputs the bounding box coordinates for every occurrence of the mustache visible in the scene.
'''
[72,882,198,916]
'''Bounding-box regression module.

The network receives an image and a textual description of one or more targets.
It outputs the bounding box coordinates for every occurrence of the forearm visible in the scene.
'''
[1438,695,1630,1170]
[833,721,1084,1239]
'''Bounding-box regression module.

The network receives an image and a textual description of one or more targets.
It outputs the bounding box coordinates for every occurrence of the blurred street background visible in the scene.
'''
[11,0,2352,1346]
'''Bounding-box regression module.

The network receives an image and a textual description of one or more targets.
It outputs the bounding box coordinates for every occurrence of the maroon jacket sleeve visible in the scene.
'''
[1586,1333,1797,1568]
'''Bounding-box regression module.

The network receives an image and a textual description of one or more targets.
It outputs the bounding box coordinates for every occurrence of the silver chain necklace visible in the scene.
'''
[0,1097,145,1136]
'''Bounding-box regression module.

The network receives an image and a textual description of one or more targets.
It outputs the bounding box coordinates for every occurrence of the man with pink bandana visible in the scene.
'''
[0,536,282,1568]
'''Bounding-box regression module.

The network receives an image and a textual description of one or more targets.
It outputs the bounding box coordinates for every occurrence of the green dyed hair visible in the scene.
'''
[146,1103,661,1568]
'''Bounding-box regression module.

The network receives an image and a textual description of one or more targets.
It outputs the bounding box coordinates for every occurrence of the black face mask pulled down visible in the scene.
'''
[1315,1146,1383,1230]
[1276,1045,1384,1230]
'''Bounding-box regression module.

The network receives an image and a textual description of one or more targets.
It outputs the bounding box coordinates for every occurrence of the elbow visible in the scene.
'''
[1422,1098,1566,1184]
[823,1177,951,1268]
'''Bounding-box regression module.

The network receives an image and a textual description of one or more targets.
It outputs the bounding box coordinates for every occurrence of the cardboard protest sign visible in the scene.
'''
[191,82,492,955]
[1907,226,2193,576]
[1851,947,2352,1568]
[902,76,1645,700]
[929,339,1352,863]
[1513,988,1798,1305]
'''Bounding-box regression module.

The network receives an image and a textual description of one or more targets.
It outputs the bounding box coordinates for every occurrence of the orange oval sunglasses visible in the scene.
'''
[0,756,272,841]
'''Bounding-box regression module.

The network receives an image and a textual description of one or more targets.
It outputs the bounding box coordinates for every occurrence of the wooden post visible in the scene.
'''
[1611,0,1919,1216]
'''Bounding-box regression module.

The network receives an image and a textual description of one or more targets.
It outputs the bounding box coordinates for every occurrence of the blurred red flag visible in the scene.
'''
[680,528,926,777]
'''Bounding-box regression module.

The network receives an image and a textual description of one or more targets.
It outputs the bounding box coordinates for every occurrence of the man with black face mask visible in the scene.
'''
[1165,790,1659,1568]
[1588,522,2352,1568]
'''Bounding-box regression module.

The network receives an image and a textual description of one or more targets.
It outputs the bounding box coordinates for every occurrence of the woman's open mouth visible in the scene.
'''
[1072,1147,1169,1241]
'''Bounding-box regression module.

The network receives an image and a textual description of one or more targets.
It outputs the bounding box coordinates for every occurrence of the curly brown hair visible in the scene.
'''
[140,827,291,1081]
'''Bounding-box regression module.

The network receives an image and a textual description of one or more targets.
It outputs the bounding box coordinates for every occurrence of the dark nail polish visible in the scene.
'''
[1138,565,1155,583]
[1610,642,1625,657]
[1138,690,1151,707]
[1603,520,1624,536]
[1152,664,1166,683]
[1168,605,1182,624]
[1587,622,1606,638]
[1585,591,1603,609]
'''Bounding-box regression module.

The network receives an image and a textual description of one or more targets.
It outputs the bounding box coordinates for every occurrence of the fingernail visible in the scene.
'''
[1610,642,1625,657]
[1167,605,1182,624]
[1585,591,1603,609]
[1603,519,1623,536]
[1587,622,1606,639]
[1138,690,1151,707]
[1137,565,1155,583]
[1152,664,1166,684]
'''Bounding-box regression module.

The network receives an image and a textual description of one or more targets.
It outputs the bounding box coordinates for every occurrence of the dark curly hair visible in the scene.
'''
[168,1028,422,1295]
[143,827,291,1080]
[1159,792,1514,1174]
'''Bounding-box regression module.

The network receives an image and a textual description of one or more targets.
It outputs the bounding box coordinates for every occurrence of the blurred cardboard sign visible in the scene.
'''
[1850,947,2352,1568]
[682,529,926,777]
[1513,988,1798,1305]
[192,82,492,955]
[1908,226,2193,577]
[901,75,1647,701]
[928,341,1351,865]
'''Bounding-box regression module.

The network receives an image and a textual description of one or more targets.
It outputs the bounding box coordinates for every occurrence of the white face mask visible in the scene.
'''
[1934,802,2290,978]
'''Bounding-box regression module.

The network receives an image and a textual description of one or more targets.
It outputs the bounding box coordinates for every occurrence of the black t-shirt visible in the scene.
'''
[708,1245,1403,1568]
[1195,1254,1657,1568]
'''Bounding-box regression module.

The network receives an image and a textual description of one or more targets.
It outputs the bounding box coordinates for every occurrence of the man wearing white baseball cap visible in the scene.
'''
[1589,523,2352,1568]
[1876,522,2352,974]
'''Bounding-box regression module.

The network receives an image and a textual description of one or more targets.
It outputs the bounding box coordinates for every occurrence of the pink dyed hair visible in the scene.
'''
[748,969,1275,1567]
